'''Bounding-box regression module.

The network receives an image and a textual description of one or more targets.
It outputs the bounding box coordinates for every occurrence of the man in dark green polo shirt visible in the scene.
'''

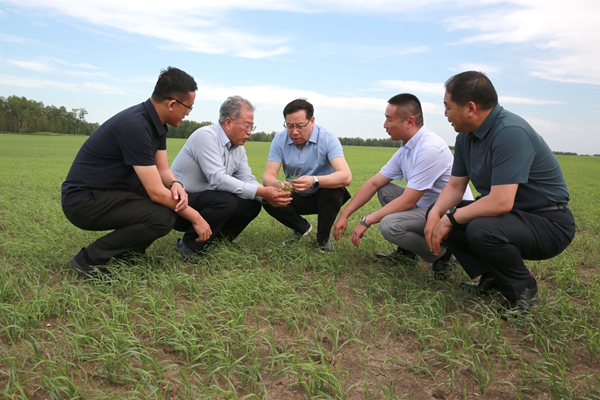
[425,71,576,319]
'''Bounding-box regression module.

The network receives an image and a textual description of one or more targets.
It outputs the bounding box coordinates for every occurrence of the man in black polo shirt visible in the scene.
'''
[425,71,576,319]
[62,67,210,278]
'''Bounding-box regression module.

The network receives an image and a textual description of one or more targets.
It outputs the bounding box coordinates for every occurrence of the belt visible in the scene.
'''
[532,204,568,212]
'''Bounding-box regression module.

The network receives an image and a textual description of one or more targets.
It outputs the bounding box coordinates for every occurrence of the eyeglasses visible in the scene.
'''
[234,121,256,132]
[168,97,193,111]
[283,120,311,131]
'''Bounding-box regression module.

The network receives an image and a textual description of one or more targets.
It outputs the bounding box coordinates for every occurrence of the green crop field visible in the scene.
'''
[1,133,599,399]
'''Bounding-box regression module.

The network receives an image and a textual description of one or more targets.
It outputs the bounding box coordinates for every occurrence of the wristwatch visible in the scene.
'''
[359,216,371,228]
[169,180,185,191]
[445,207,459,227]
[311,176,320,189]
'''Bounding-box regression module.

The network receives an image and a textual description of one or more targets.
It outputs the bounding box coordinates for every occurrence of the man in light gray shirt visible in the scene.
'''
[171,96,291,259]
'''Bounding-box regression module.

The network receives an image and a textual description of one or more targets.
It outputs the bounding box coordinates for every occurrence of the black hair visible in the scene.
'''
[151,66,198,102]
[283,98,314,120]
[387,93,424,126]
[445,71,498,110]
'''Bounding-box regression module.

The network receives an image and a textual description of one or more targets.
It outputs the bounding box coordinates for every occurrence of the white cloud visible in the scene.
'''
[376,80,445,97]
[0,74,77,89]
[311,44,429,60]
[194,82,446,118]
[375,79,562,107]
[2,0,293,59]
[0,34,38,44]
[8,59,52,72]
[500,96,563,106]
[446,0,600,85]
[6,0,597,85]
[457,63,500,77]
[196,83,386,111]
[0,74,128,94]
[53,59,98,69]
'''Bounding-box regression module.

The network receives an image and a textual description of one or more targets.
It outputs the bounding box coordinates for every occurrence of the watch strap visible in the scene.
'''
[360,216,371,228]
[446,209,459,227]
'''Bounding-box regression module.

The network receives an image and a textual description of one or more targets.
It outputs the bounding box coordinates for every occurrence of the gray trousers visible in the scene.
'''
[377,183,446,263]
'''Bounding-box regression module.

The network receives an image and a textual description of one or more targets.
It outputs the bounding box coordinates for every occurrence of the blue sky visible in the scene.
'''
[1,0,599,155]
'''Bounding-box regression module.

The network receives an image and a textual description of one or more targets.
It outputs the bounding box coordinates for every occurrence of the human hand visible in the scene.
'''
[192,216,212,242]
[170,182,188,212]
[350,224,368,248]
[332,217,348,241]
[291,175,315,193]
[263,187,293,207]
[425,215,451,255]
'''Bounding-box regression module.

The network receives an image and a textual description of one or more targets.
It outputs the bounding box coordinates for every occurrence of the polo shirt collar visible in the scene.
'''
[143,99,168,138]
[473,104,502,140]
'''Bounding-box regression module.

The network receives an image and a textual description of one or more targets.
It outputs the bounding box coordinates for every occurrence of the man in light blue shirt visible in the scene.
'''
[171,96,291,258]
[333,94,473,279]
[262,99,352,251]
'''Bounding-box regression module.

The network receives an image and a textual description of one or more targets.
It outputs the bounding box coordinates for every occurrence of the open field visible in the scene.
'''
[0,132,599,399]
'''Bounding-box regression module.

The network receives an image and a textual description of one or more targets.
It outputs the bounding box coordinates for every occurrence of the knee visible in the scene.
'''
[379,215,407,242]
[206,192,238,214]
[465,218,502,250]
[148,206,177,235]
[247,200,262,219]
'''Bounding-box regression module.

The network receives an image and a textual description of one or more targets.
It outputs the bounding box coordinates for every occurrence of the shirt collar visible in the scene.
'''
[472,104,502,140]
[402,125,427,150]
[143,98,168,137]
[216,124,234,150]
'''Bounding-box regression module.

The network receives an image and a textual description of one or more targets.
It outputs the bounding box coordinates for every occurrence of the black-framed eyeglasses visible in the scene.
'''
[169,97,193,111]
[284,120,310,131]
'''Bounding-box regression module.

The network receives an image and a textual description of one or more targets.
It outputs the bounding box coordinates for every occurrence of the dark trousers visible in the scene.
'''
[442,200,576,301]
[173,190,261,252]
[263,187,351,244]
[62,190,177,265]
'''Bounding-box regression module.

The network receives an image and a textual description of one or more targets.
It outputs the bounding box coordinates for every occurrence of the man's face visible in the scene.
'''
[284,110,315,147]
[168,91,195,127]
[224,105,254,146]
[383,104,408,141]
[443,91,469,133]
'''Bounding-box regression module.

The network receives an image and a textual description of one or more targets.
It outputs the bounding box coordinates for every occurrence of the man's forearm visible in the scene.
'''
[262,174,281,188]
[314,170,351,189]
[339,184,377,219]
[176,204,202,224]
[158,168,178,188]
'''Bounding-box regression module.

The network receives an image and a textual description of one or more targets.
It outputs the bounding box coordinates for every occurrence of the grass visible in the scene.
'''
[0,132,599,399]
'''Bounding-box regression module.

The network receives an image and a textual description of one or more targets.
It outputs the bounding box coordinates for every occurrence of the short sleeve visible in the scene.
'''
[490,127,534,185]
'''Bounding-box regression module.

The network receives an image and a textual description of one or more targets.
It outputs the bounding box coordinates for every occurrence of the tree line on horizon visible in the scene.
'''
[167,119,402,147]
[0,95,589,154]
[0,95,99,136]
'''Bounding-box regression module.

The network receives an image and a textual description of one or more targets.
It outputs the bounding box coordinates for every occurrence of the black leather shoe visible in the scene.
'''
[499,280,538,320]
[432,259,453,280]
[460,273,500,296]
[375,247,417,263]
[69,249,109,280]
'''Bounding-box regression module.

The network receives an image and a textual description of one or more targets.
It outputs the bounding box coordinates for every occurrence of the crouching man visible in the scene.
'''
[425,71,576,319]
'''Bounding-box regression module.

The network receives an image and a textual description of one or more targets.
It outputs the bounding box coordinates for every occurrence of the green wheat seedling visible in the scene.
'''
[0,134,599,399]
